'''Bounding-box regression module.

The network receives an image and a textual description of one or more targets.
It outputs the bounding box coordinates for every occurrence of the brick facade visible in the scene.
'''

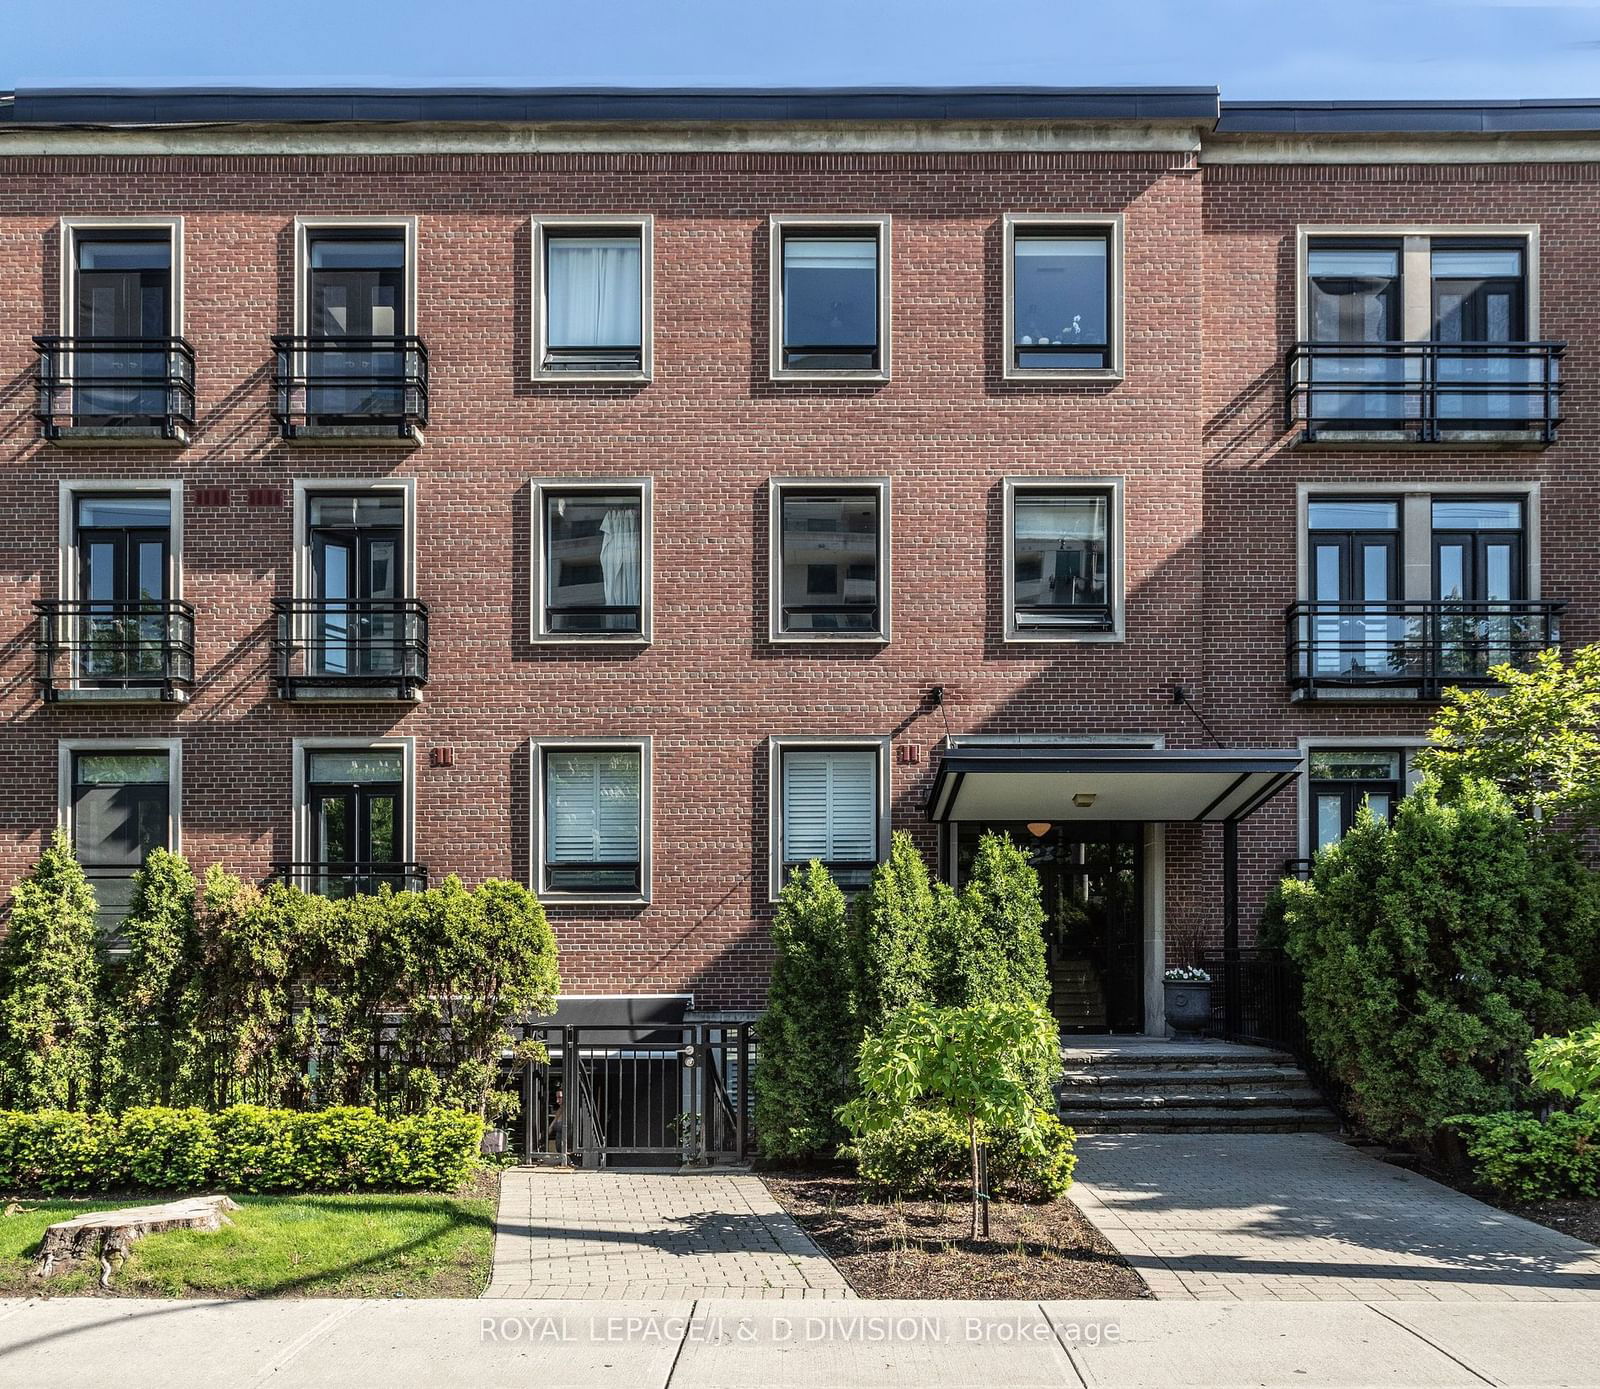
[1,101,1593,1016]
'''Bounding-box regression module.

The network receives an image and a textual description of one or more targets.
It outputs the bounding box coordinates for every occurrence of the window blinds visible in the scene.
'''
[782,748,876,864]
[546,749,641,864]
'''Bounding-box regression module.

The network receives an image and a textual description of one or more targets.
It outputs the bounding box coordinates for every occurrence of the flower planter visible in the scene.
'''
[1163,980,1213,1039]
[480,1127,508,1156]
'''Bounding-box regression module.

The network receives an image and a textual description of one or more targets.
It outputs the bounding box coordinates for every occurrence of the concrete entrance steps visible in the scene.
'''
[1057,1036,1340,1134]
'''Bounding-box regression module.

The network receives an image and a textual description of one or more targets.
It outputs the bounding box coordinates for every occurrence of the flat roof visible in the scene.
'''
[0,86,1221,127]
[1216,99,1600,136]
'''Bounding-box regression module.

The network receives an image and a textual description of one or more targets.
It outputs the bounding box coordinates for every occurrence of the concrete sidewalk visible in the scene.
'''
[2,1296,1597,1387]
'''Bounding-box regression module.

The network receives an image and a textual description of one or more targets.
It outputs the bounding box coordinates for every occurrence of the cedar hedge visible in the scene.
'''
[0,1106,484,1194]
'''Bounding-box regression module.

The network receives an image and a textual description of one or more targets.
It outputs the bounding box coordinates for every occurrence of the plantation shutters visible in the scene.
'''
[545,747,642,874]
[781,748,878,867]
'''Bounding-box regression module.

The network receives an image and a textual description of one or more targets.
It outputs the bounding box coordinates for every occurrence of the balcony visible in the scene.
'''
[34,599,196,703]
[270,862,429,898]
[34,336,196,445]
[1285,598,1562,702]
[271,335,428,443]
[1285,341,1563,447]
[271,598,429,701]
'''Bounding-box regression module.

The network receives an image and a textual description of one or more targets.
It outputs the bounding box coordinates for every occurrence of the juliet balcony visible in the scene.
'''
[1285,340,1563,447]
[271,597,430,702]
[34,336,196,445]
[269,862,429,898]
[271,335,429,443]
[34,598,196,704]
[1285,598,1563,702]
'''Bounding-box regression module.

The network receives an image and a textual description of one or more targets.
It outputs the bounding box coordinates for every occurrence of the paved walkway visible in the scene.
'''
[5,1296,1600,1386]
[485,1169,853,1299]
[1071,1133,1600,1302]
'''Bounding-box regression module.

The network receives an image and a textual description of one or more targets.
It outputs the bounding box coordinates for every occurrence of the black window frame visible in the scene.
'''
[772,484,886,639]
[1010,224,1114,372]
[540,226,646,374]
[541,486,647,638]
[776,225,884,373]
[1307,749,1404,854]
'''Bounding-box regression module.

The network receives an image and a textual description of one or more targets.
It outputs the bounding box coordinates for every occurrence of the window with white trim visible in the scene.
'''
[1003,478,1124,641]
[768,479,889,642]
[1003,215,1122,379]
[532,216,653,380]
[770,739,887,896]
[769,215,891,381]
[532,739,651,903]
[532,479,653,643]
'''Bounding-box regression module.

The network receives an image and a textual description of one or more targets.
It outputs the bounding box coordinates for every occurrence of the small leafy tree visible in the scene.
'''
[1420,644,1600,832]
[0,830,102,1108]
[102,847,200,1108]
[755,861,858,1161]
[851,831,936,1038]
[1281,778,1600,1149]
[841,1000,1060,1238]
[1527,1020,1600,1118]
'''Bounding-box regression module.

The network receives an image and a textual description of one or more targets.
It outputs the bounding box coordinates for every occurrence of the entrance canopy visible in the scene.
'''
[925,746,1301,824]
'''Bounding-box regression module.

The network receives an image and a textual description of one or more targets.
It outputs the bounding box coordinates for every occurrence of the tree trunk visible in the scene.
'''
[969,1115,981,1241]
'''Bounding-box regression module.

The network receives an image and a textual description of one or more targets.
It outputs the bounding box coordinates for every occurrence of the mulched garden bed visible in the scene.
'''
[762,1170,1151,1300]
[1479,1196,1600,1247]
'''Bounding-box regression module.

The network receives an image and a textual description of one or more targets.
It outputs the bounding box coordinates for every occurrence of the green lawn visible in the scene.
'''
[0,1178,497,1298]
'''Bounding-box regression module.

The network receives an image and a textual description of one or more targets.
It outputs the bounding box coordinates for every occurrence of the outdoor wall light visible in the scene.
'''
[1072,792,1098,809]
[1026,821,1052,837]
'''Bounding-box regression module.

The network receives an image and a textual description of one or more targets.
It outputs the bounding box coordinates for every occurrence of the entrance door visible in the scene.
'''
[955,823,1144,1033]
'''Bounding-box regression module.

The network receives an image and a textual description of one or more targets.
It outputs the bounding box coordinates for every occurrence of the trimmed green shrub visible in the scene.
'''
[0,1106,483,1194]
[931,831,1049,1010]
[1281,779,1600,1150]
[1452,1111,1600,1202]
[756,862,859,1161]
[851,1106,1076,1202]
[0,831,101,1109]
[102,848,201,1109]
[851,832,937,1038]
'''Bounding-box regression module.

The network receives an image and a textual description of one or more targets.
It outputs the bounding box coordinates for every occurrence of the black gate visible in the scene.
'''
[508,1022,755,1167]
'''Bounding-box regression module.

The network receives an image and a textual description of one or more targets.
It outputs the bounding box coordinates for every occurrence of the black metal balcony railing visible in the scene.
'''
[271,335,428,438]
[271,598,429,700]
[1285,340,1563,444]
[35,599,196,701]
[1282,858,1315,881]
[34,336,196,441]
[1285,598,1563,701]
[270,861,429,898]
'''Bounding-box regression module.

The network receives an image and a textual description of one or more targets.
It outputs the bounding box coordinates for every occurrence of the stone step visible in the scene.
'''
[1061,1047,1298,1069]
[1060,1065,1312,1089]
[1060,1105,1340,1134]
[1061,1086,1328,1112]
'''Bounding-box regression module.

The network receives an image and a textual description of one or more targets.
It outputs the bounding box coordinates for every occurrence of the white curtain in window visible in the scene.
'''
[546,750,641,864]
[782,749,876,863]
[547,237,641,348]
[600,508,641,608]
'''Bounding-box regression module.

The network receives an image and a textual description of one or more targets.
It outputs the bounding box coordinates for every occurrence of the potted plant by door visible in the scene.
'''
[1163,965,1213,1039]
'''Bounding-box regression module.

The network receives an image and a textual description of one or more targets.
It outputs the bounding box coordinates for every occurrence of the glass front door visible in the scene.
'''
[955,822,1144,1034]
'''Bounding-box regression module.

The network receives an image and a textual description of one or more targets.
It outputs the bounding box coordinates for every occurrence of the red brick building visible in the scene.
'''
[0,88,1587,1035]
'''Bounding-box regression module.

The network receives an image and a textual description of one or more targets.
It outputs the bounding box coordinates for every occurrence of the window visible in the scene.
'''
[1307,749,1404,853]
[768,480,889,642]
[48,218,188,439]
[1004,215,1122,379]
[769,215,891,380]
[1003,479,1123,641]
[285,218,420,436]
[292,740,417,898]
[531,738,651,903]
[532,216,652,380]
[531,480,653,643]
[281,481,425,698]
[768,737,889,899]
[1294,227,1549,439]
[59,741,178,935]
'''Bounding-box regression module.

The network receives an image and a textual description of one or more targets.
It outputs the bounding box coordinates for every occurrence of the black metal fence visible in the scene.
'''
[507,1022,756,1167]
[35,598,197,701]
[271,597,430,699]
[34,335,197,439]
[271,334,429,437]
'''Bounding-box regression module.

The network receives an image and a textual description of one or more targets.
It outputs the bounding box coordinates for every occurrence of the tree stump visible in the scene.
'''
[32,1195,241,1288]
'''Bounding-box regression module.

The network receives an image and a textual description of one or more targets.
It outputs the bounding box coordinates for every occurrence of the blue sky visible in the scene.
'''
[10,0,1600,99]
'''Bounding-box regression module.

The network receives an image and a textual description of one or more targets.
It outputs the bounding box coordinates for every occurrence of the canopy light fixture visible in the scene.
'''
[1026,821,1052,838]
[1072,792,1098,809]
